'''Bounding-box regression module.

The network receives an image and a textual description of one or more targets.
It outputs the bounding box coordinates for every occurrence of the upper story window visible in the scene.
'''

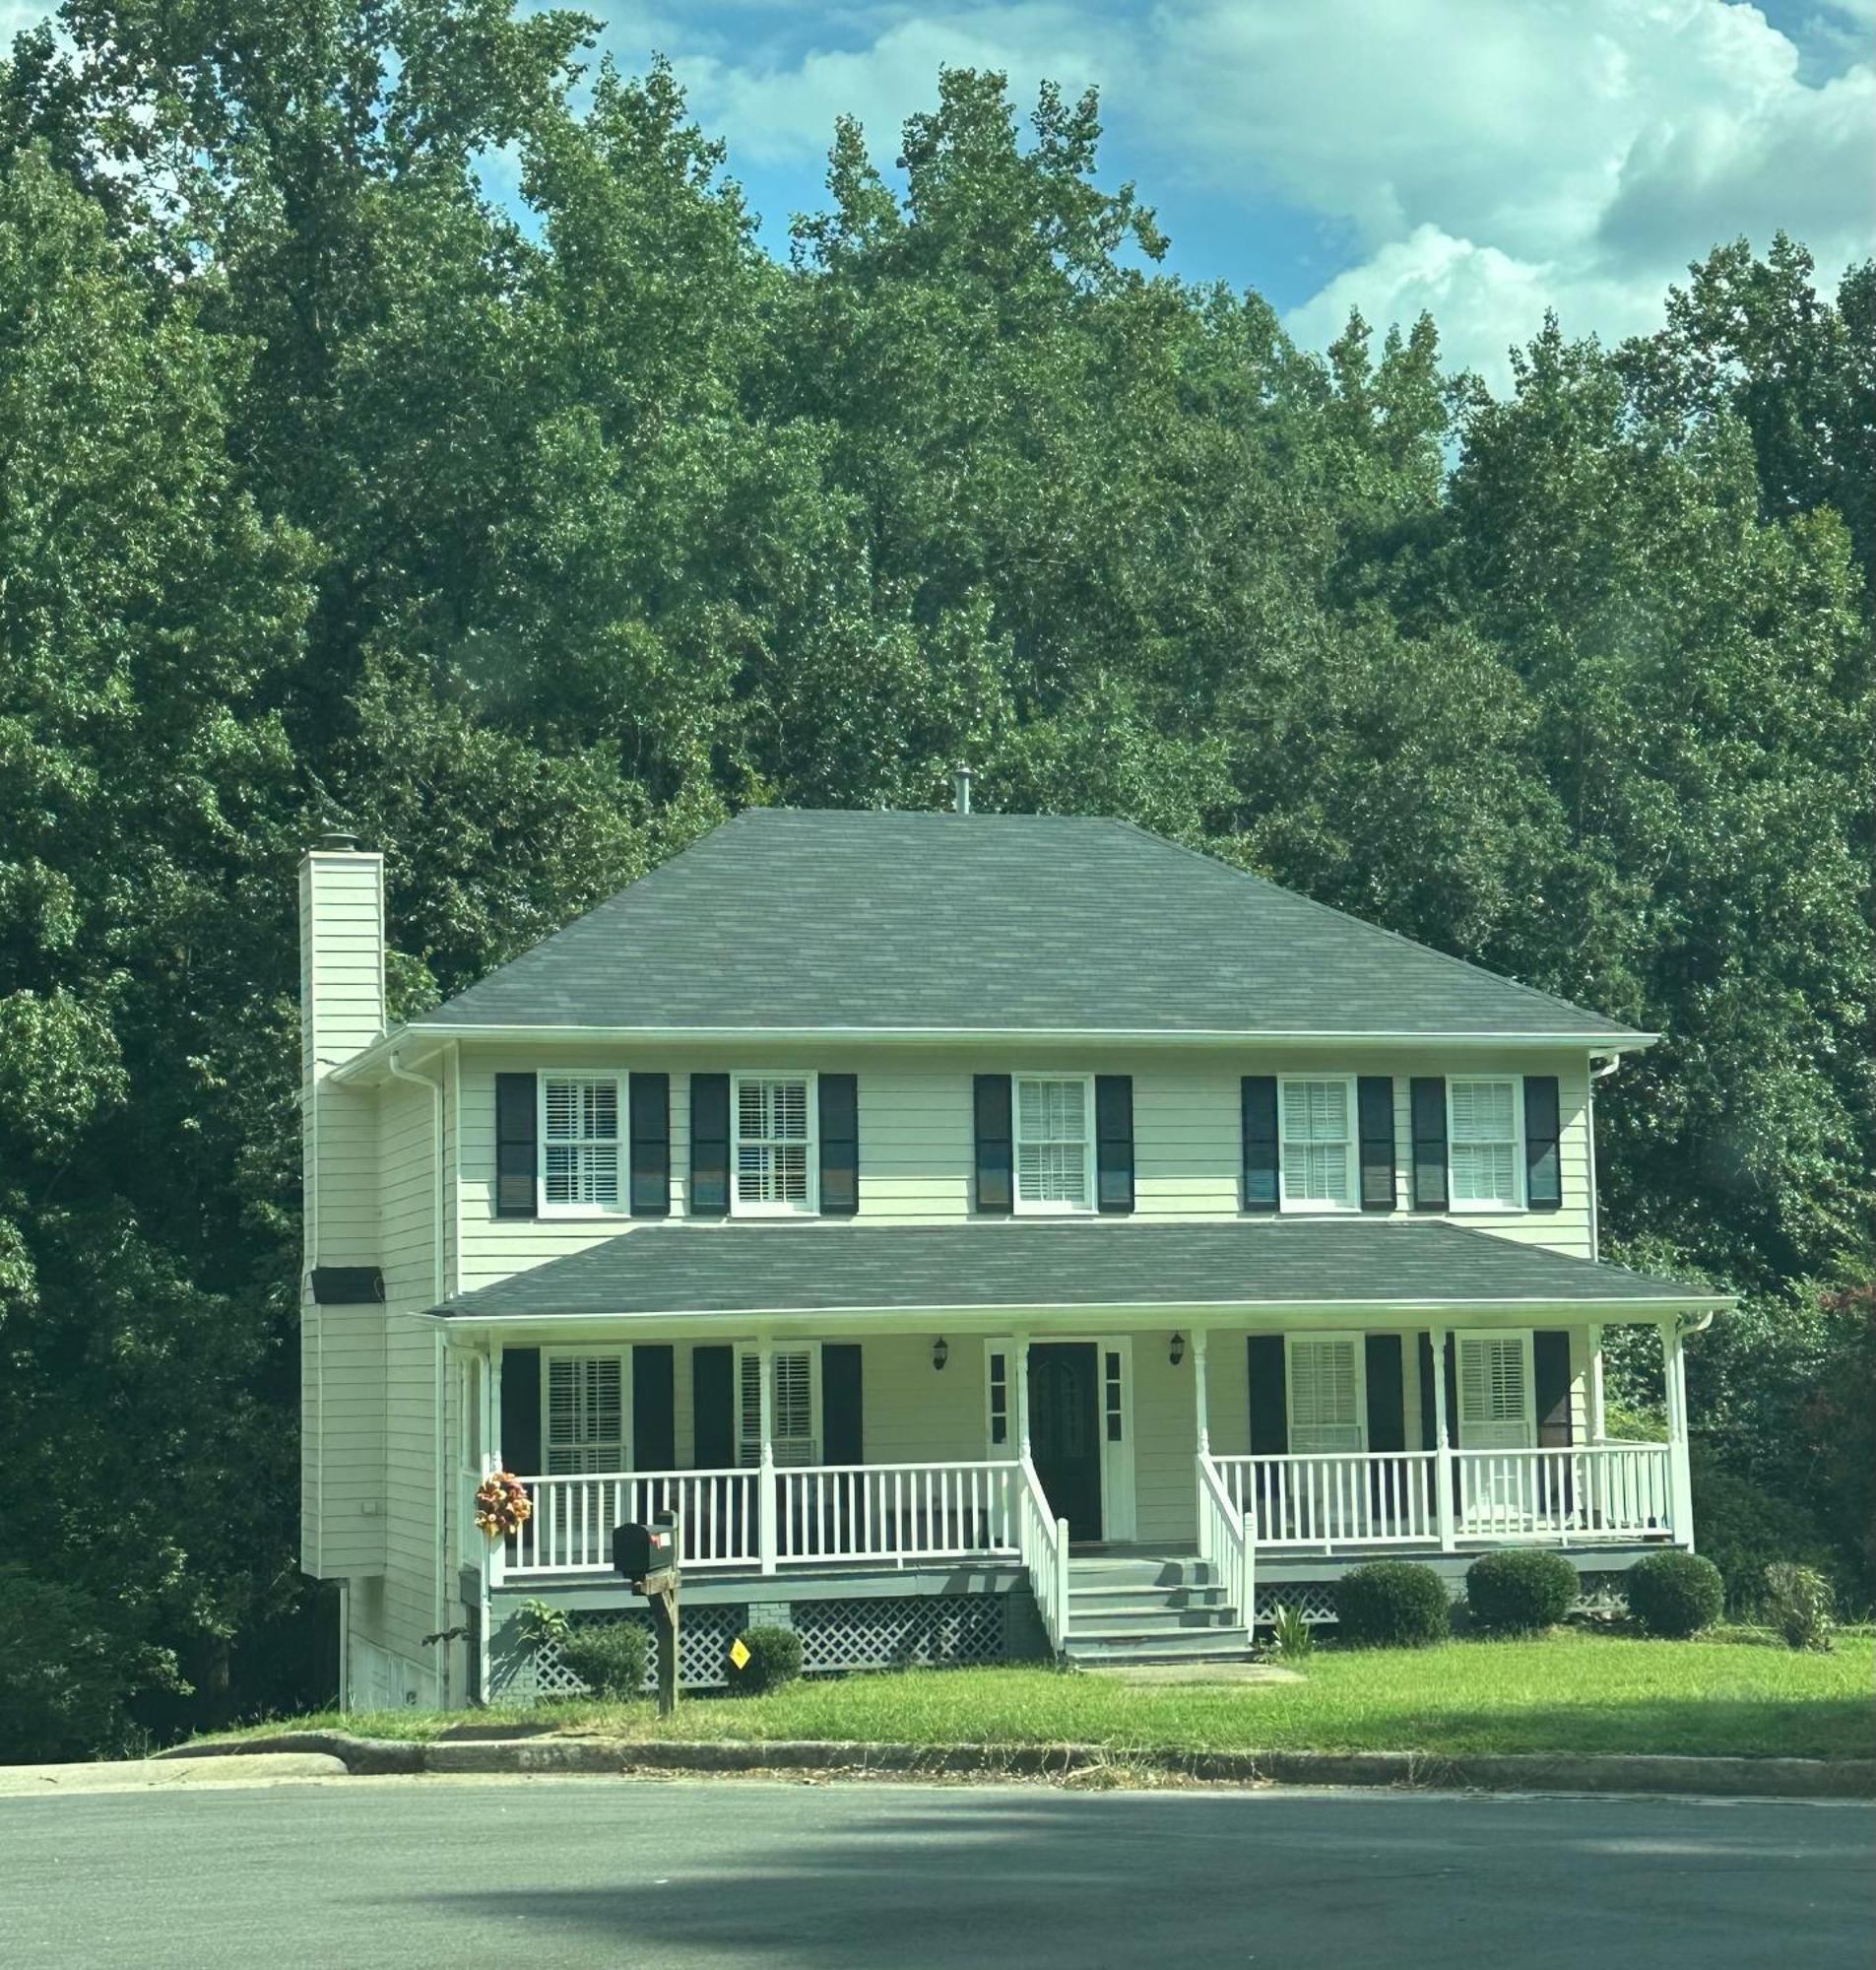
[1449,1079,1521,1209]
[734,1074,816,1215]
[540,1074,624,1215]
[1015,1075,1093,1212]
[1279,1077,1356,1212]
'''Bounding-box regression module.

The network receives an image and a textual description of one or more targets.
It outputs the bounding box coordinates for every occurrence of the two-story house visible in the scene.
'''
[299,802,1728,1709]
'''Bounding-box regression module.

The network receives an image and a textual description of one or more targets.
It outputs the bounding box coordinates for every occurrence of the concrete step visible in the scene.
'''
[1069,1609,1243,1638]
[1064,1630,1253,1666]
[1067,1558,1218,1590]
[1068,1584,1232,1614]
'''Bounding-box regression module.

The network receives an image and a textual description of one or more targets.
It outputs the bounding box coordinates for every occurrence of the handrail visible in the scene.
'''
[1197,1452,1255,1646]
[1017,1456,1070,1653]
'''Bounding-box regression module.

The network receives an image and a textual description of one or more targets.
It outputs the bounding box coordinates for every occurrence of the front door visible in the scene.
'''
[1029,1343,1103,1542]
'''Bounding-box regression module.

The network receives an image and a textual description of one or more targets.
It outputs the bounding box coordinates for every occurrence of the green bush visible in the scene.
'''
[1688,1445,1838,1614]
[727,1624,804,1695]
[0,1565,139,1762]
[1465,1550,1580,1635]
[557,1619,651,1699]
[1762,1563,1835,1651]
[1333,1561,1451,1648]
[1625,1550,1725,1638]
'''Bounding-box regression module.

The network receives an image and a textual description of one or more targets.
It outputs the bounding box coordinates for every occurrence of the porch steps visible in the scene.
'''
[1062,1553,1251,1667]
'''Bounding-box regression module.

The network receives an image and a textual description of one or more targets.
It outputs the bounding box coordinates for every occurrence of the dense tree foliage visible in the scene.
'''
[2,6,1870,1751]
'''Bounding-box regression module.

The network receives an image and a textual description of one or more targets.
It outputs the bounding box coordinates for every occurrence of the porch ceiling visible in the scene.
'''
[425,1219,1729,1331]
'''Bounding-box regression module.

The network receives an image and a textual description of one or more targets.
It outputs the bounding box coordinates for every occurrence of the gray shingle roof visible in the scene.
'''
[413,810,1641,1041]
[430,1219,1722,1322]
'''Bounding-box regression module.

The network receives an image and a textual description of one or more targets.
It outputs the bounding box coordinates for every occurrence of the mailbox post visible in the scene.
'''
[613,1506,680,1718]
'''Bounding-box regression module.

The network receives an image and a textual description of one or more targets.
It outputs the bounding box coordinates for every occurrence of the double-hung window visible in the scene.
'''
[540,1074,624,1214]
[739,1347,818,1467]
[1455,1331,1534,1449]
[1279,1077,1356,1211]
[543,1352,628,1474]
[1449,1079,1521,1209]
[733,1075,816,1214]
[1286,1334,1366,1453]
[1014,1076,1093,1212]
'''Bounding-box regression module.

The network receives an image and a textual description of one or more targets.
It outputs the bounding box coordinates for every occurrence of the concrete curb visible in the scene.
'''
[161,1733,1876,1799]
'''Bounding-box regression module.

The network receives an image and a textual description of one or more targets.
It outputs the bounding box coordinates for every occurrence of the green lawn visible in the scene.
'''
[212,1629,1875,1762]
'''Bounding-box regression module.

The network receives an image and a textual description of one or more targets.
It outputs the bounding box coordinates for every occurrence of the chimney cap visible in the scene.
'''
[951,763,972,816]
[314,829,361,852]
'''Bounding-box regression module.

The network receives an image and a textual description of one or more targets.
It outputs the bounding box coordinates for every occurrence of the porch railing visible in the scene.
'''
[1016,1456,1070,1653]
[1196,1453,1255,1645]
[1211,1443,1675,1550]
[500,1461,1024,1580]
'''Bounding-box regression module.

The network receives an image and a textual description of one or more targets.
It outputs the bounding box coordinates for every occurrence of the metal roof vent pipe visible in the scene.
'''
[952,763,972,815]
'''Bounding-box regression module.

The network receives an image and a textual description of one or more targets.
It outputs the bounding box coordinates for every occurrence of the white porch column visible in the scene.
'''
[1587,1324,1606,1445]
[757,1337,777,1575]
[486,1341,505,1588]
[1660,1319,1695,1549]
[1429,1325,1455,1552]
[1014,1330,1033,1462]
[1192,1330,1211,1561]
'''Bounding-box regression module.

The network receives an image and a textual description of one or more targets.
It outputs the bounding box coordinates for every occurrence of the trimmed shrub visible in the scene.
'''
[727,1624,804,1695]
[1762,1563,1835,1651]
[1465,1549,1579,1635]
[1624,1550,1724,1638]
[557,1619,651,1699]
[1333,1561,1451,1648]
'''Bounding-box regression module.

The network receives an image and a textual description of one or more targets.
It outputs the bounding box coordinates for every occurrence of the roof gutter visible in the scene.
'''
[337,1023,1655,1083]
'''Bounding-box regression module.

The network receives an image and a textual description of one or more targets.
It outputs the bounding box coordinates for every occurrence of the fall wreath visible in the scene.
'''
[475,1470,533,1539]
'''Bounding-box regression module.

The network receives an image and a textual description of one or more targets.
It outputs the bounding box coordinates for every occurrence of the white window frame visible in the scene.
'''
[537,1071,627,1218]
[737,1345,821,1467]
[730,1072,819,1216]
[1454,1328,1537,1449]
[1447,1076,1524,1213]
[1276,1074,1360,1215]
[1284,1332,1368,1454]
[1011,1073,1096,1215]
[540,1347,632,1475]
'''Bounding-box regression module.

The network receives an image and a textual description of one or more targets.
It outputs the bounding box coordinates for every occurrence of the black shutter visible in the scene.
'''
[1534,1331,1574,1447]
[691,1345,735,1467]
[495,1073,538,1218]
[1358,1077,1396,1211]
[974,1075,1013,1215]
[689,1073,730,1217]
[818,1074,859,1216]
[822,1344,864,1465]
[1242,1077,1279,1213]
[1524,1075,1562,1211]
[632,1344,676,1470]
[501,1348,541,1474]
[1365,1335,1405,1452]
[1095,1075,1134,1214]
[1247,1335,1287,1453]
[629,1074,671,1216]
[1410,1077,1449,1211]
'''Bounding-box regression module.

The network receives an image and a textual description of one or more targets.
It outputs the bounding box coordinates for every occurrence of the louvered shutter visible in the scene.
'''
[1524,1076,1562,1211]
[1410,1078,1448,1211]
[1287,1337,1364,1454]
[822,1344,863,1464]
[689,1073,730,1216]
[545,1355,626,1475]
[974,1075,1013,1214]
[630,1074,671,1216]
[632,1344,676,1472]
[1241,1077,1279,1212]
[494,1074,538,1217]
[818,1074,859,1216]
[1357,1077,1396,1211]
[1095,1075,1134,1213]
[1456,1335,1532,1449]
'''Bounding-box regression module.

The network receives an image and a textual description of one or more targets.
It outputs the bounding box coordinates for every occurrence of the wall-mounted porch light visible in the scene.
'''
[1169,1332,1186,1366]
[932,1337,950,1372]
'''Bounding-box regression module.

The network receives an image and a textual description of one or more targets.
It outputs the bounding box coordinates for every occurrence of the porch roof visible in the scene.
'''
[426,1219,1729,1328]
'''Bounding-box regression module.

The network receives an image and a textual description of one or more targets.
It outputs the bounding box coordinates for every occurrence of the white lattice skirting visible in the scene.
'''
[511,1594,1011,1697]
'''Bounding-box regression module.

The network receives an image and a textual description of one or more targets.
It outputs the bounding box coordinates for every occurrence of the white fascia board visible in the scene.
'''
[423,1289,1732,1337]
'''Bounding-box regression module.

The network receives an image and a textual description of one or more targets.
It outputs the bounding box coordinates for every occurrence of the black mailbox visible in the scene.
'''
[613,1515,678,1583]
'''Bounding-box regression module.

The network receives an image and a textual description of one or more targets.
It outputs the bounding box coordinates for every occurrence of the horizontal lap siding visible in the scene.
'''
[862,1335,985,1463]
[1132,1342,1197,1544]
[300,1303,386,1575]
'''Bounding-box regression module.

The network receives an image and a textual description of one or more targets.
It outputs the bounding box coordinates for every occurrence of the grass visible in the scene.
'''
[202,1628,1875,1763]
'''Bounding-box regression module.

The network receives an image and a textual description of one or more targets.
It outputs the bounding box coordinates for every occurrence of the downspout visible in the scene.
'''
[1587,1053,1623,1263]
[388,1050,448,1704]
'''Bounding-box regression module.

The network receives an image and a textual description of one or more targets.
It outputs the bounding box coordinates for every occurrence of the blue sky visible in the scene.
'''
[560,0,1874,385]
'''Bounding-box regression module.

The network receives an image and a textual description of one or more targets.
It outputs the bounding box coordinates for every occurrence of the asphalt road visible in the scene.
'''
[2,1776,1870,1968]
